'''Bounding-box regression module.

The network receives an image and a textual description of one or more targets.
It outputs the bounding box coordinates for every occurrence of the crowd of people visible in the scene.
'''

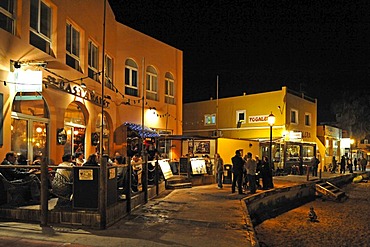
[229,150,274,195]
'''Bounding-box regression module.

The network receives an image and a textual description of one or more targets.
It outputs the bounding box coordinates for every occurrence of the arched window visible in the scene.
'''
[165,72,175,104]
[95,112,110,154]
[64,102,86,155]
[11,92,49,163]
[146,65,158,101]
[124,59,138,96]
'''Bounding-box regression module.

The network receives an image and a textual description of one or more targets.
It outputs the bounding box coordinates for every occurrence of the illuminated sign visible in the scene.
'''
[15,70,43,92]
[249,115,268,123]
[289,131,302,139]
[43,75,110,108]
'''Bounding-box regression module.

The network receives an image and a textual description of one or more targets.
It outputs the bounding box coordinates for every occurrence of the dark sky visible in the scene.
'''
[109,0,370,123]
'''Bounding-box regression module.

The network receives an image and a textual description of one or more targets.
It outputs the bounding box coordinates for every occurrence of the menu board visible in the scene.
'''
[190,158,207,175]
[158,159,173,180]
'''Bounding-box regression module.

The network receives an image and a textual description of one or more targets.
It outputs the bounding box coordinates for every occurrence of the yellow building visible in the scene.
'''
[183,87,317,172]
[316,125,342,171]
[0,0,183,164]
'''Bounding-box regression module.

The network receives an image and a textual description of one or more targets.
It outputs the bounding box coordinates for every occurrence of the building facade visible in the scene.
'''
[0,0,183,164]
[183,87,317,172]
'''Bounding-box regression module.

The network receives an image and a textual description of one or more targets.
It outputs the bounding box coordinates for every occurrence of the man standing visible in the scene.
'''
[231,150,244,194]
[312,156,320,177]
[245,152,257,194]
[360,157,367,172]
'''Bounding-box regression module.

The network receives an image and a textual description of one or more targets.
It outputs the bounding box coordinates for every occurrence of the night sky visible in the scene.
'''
[109,0,370,123]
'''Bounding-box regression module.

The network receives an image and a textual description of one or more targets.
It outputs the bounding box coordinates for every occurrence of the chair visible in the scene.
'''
[0,172,36,206]
[51,173,73,209]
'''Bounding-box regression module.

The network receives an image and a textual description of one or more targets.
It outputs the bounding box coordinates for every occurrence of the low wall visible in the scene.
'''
[0,181,166,229]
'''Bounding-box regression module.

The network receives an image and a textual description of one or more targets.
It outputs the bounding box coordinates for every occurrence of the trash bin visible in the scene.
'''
[223,164,232,184]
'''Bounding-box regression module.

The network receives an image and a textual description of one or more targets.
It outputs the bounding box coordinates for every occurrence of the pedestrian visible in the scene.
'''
[360,157,367,172]
[231,150,244,194]
[245,152,257,194]
[331,156,337,173]
[340,155,346,174]
[312,156,319,177]
[255,155,262,189]
[354,158,357,171]
[215,153,224,189]
[347,158,353,173]
[298,157,304,175]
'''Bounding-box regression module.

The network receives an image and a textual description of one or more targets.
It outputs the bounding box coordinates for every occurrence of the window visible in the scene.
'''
[204,114,216,125]
[104,55,113,90]
[236,110,246,125]
[304,113,311,126]
[0,0,15,34]
[30,0,52,54]
[290,109,298,124]
[146,66,158,101]
[125,59,138,96]
[88,40,99,81]
[165,72,175,104]
[66,22,80,71]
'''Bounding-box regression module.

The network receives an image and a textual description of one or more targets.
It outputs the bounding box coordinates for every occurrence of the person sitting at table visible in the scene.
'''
[0,152,41,204]
[83,153,100,167]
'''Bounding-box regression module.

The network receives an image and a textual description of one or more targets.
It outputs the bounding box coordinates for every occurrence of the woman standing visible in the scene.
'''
[215,153,224,189]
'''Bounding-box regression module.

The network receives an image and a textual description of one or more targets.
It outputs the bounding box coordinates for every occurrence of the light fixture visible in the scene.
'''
[81,82,87,88]
[268,112,276,126]
[14,61,21,69]
[36,127,43,133]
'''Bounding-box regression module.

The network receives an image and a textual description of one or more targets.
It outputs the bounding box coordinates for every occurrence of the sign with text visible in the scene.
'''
[190,158,207,175]
[248,115,269,123]
[158,159,173,180]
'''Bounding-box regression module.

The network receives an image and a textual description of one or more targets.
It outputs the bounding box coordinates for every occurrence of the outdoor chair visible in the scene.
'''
[0,172,38,206]
[51,173,73,209]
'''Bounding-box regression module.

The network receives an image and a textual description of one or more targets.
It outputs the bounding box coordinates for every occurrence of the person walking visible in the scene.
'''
[231,150,244,194]
[354,158,358,171]
[340,155,346,174]
[245,152,257,194]
[215,153,224,189]
[331,156,337,173]
[360,157,367,171]
[312,156,319,177]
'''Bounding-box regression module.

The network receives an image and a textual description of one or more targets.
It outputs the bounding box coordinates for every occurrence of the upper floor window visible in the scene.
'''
[124,59,138,97]
[291,109,298,124]
[66,22,80,71]
[30,0,52,55]
[104,55,113,90]
[88,40,99,81]
[204,114,216,126]
[0,0,15,34]
[146,66,158,101]
[236,110,246,127]
[304,113,311,126]
[165,72,175,104]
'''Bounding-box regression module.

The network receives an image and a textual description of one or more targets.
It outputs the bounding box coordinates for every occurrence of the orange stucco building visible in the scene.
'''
[0,0,183,164]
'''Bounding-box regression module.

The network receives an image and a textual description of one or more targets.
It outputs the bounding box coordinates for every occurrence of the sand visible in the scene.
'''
[254,181,370,247]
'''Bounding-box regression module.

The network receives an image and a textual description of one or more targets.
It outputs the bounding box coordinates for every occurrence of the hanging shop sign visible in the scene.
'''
[43,75,110,108]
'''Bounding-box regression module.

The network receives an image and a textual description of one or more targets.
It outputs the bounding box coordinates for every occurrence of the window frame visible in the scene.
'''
[204,114,216,126]
[88,40,99,81]
[104,54,113,90]
[0,0,16,34]
[290,109,298,124]
[236,110,246,124]
[146,66,158,101]
[29,0,52,54]
[165,73,175,104]
[124,59,139,97]
[304,112,311,126]
[66,22,81,71]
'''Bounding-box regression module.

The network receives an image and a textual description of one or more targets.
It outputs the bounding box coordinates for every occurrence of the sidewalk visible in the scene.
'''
[0,171,363,247]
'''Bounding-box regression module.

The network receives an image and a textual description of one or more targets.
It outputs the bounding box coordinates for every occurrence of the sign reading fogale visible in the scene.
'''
[249,115,269,123]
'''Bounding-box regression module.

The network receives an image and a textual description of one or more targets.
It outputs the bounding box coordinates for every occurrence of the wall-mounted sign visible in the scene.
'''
[43,75,110,108]
[79,169,93,180]
[289,131,302,140]
[57,128,67,145]
[248,115,268,123]
[109,167,116,179]
[15,70,43,92]
[91,132,99,146]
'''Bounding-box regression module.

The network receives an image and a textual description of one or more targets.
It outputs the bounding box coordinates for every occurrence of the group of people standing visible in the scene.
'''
[230,150,274,195]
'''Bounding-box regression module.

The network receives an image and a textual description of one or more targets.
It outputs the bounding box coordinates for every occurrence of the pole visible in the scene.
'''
[269,125,272,175]
[99,0,107,230]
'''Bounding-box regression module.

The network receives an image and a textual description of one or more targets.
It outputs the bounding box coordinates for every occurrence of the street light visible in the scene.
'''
[268,112,275,187]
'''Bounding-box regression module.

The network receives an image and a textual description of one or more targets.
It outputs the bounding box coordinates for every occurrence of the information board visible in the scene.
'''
[190,158,207,175]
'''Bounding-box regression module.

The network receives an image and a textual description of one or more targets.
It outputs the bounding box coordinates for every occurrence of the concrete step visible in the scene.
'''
[166,182,192,189]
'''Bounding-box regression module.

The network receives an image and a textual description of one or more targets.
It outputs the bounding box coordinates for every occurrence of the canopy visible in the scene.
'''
[124,122,159,138]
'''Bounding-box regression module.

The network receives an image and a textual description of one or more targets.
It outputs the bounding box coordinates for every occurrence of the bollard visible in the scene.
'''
[306,165,310,181]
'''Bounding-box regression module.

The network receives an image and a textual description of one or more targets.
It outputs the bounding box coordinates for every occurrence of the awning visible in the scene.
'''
[124,122,159,138]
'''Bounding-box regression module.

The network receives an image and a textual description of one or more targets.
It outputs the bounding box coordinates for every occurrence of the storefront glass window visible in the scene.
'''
[95,113,110,154]
[64,102,86,155]
[286,144,300,162]
[302,145,314,162]
[11,92,49,163]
